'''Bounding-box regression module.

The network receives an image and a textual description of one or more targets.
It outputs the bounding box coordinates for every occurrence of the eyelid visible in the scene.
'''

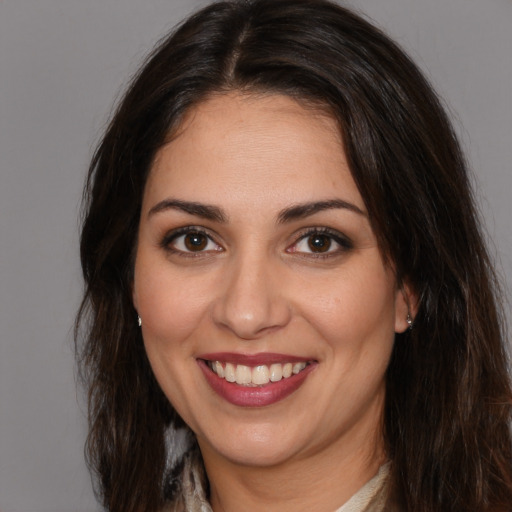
[160,226,223,255]
[287,227,353,257]
[159,225,352,259]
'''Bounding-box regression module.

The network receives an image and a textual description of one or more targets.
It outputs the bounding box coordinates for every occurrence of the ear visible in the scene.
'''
[394,281,418,333]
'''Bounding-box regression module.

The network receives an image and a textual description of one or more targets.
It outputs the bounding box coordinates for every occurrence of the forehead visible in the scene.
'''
[144,92,364,214]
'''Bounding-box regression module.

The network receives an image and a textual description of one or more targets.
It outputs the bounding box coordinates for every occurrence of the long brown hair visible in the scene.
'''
[76,1,512,510]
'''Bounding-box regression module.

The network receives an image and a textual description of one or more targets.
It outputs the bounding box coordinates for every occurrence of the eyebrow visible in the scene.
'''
[277,199,366,223]
[147,199,227,223]
[147,198,365,224]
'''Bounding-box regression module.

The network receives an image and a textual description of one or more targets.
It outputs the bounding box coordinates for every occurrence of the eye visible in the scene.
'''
[163,228,222,255]
[288,229,352,257]
[302,233,333,253]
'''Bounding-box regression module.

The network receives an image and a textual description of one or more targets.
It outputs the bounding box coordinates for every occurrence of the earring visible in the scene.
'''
[137,315,142,327]
[406,313,413,330]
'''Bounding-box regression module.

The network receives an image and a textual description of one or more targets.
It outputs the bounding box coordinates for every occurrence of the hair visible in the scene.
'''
[76,0,512,511]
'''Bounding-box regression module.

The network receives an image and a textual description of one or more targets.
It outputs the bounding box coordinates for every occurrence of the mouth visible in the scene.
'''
[197,353,317,407]
[205,360,310,387]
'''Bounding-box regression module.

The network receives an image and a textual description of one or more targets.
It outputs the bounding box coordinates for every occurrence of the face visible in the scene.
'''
[133,93,411,471]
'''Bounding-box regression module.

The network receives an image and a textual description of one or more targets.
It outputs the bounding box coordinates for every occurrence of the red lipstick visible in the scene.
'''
[197,353,317,407]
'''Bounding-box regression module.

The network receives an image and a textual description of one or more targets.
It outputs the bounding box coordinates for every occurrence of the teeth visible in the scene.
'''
[208,360,309,386]
[214,361,225,378]
[225,362,236,382]
[252,365,269,385]
[235,364,252,385]
[293,362,306,374]
[269,363,282,382]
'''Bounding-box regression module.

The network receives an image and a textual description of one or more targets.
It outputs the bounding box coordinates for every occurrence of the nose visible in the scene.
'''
[212,252,292,340]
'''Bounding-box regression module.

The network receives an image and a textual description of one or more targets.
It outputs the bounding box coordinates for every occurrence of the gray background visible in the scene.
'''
[1,1,510,511]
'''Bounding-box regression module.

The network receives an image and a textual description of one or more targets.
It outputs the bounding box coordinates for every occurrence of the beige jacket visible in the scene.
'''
[166,451,398,512]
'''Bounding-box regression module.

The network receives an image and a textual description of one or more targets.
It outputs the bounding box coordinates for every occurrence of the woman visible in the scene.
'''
[75,1,512,511]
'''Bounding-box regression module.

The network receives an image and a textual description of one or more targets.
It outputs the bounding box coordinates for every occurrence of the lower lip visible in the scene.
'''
[198,360,316,407]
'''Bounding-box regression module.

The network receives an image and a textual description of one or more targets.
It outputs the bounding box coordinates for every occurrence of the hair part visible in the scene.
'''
[76,1,512,511]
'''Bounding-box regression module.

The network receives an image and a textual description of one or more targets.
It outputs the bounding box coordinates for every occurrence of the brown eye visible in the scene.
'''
[307,234,332,253]
[164,228,222,255]
[288,229,352,258]
[184,232,208,251]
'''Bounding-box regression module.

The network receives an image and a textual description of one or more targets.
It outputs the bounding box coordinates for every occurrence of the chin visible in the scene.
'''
[196,422,306,468]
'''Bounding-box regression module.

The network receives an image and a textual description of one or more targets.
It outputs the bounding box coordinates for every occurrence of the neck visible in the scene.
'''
[198,420,386,512]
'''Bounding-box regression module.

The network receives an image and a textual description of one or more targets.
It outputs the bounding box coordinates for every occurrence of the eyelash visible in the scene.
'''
[160,226,353,259]
[287,227,353,259]
[160,226,221,258]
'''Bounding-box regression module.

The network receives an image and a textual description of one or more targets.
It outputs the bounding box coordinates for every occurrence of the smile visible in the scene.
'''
[197,353,317,407]
[206,360,309,386]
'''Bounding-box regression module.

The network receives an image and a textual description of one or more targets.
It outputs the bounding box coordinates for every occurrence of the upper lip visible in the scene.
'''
[197,352,315,366]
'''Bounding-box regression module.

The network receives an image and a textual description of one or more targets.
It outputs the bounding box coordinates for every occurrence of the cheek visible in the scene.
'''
[134,258,211,420]
[300,260,397,350]
[134,257,212,343]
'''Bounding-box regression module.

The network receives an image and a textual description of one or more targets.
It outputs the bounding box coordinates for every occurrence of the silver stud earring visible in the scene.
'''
[406,313,413,330]
[137,315,142,327]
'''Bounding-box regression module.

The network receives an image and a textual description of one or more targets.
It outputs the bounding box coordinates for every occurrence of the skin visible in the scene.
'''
[133,92,413,512]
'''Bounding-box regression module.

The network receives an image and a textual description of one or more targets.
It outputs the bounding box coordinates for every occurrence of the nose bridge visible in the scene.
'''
[213,246,290,339]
